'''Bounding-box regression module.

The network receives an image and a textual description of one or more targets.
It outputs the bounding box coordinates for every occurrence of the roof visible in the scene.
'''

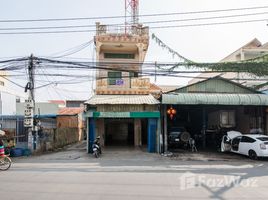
[58,107,84,116]
[244,134,268,139]
[85,94,159,105]
[221,38,262,62]
[157,85,183,93]
[168,76,258,94]
[149,83,162,91]
[162,93,268,105]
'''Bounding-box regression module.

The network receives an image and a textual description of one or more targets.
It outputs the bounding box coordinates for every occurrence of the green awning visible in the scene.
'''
[162,93,268,105]
[84,111,160,118]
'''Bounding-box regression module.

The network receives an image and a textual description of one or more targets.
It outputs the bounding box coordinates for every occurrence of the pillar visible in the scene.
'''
[148,118,157,153]
[134,118,142,147]
[163,105,168,152]
[97,118,105,146]
[88,118,95,153]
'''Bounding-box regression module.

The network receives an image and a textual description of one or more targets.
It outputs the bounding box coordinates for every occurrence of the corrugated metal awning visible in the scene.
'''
[162,93,268,105]
[85,94,159,105]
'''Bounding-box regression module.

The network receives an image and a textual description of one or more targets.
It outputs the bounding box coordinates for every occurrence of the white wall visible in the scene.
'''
[0,91,17,115]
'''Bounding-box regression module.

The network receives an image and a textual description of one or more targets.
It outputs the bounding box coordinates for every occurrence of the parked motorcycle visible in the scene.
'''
[92,136,101,158]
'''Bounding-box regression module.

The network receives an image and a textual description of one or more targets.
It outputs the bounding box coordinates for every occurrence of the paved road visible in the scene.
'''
[1,144,268,200]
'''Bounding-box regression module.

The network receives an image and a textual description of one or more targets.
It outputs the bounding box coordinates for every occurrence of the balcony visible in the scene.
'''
[96,77,151,95]
[96,22,149,37]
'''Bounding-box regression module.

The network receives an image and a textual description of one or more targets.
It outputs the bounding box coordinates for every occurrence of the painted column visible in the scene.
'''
[97,118,105,146]
[156,118,161,153]
[148,118,157,153]
[134,118,142,147]
[163,105,168,152]
[88,118,96,153]
[202,107,206,149]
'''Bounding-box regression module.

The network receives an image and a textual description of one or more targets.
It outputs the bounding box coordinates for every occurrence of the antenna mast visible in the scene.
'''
[125,0,139,32]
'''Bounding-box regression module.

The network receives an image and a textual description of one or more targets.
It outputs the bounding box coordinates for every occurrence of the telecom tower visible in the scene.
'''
[125,0,139,26]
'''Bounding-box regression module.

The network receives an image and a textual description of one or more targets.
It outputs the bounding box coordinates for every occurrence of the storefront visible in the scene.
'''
[84,95,160,153]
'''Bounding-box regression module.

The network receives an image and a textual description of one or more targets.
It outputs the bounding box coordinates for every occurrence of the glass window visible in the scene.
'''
[104,53,135,59]
[108,72,122,85]
[129,72,138,78]
[241,136,256,143]
[257,137,268,141]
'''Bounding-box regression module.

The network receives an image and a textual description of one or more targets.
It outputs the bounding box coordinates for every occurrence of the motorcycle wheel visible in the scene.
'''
[93,151,99,158]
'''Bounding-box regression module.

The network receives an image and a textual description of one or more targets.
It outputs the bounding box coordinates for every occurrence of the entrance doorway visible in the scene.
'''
[105,119,134,146]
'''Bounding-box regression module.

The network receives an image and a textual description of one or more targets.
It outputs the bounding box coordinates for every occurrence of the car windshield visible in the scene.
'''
[170,132,180,136]
[169,127,185,132]
[256,137,268,141]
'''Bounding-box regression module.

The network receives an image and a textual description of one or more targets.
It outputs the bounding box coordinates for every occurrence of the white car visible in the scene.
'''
[221,131,268,159]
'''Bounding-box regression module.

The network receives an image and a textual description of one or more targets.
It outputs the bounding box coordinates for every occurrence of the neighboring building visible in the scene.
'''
[0,70,25,115]
[57,107,85,143]
[16,102,60,116]
[48,100,66,108]
[65,100,85,108]
[189,38,268,88]
[162,77,268,151]
[84,22,161,153]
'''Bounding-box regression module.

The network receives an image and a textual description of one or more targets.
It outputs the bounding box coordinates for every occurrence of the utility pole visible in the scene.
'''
[24,54,36,151]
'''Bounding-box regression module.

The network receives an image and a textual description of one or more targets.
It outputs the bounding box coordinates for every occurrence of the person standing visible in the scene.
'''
[0,139,5,157]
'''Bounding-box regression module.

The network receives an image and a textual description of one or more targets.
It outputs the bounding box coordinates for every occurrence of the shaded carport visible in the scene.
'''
[161,93,268,151]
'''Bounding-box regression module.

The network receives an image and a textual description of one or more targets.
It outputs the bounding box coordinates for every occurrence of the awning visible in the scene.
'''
[84,111,160,118]
[85,94,159,105]
[162,93,268,105]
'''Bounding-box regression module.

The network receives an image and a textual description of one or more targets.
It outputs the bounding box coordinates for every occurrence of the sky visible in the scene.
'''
[1,0,268,101]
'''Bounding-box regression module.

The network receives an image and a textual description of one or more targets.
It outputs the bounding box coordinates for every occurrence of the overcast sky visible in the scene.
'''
[1,0,268,101]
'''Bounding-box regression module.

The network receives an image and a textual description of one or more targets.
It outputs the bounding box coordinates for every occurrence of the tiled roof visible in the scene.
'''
[85,94,159,105]
[58,107,84,116]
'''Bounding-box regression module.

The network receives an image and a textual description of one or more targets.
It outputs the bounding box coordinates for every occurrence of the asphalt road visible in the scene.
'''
[1,144,268,200]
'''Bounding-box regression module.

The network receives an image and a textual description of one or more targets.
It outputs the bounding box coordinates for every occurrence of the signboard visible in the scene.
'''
[24,99,34,127]
[24,109,33,117]
[99,112,130,118]
[115,79,124,85]
[90,112,160,118]
[24,118,33,127]
[25,99,33,108]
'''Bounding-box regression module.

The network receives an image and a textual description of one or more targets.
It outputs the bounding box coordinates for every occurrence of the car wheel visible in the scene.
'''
[248,150,258,160]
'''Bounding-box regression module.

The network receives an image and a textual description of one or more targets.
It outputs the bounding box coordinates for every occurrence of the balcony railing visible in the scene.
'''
[96,22,149,36]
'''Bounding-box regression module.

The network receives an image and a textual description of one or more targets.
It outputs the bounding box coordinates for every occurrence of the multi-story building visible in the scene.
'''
[84,23,161,153]
[0,70,25,115]
[189,38,268,88]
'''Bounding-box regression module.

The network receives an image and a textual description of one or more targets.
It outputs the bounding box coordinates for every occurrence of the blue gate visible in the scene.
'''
[147,118,157,153]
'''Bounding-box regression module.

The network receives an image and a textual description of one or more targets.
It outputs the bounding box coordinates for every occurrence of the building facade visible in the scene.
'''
[84,23,161,153]
[162,77,268,152]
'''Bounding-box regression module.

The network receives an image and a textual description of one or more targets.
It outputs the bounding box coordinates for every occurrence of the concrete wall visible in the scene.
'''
[16,102,59,115]
[0,91,17,115]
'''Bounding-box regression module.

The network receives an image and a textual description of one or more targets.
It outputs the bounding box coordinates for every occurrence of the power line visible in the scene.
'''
[0,18,267,35]
[1,11,268,31]
[0,5,268,23]
[151,18,268,29]
[48,40,93,58]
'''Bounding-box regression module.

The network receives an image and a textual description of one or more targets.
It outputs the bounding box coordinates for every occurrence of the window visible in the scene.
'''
[220,110,235,128]
[241,136,256,143]
[0,81,4,86]
[104,53,135,59]
[129,72,138,78]
[108,72,122,85]
[257,137,268,141]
